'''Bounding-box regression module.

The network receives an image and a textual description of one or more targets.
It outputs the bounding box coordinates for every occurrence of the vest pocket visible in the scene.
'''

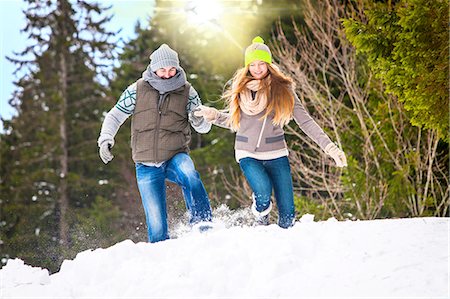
[236,135,248,143]
[134,130,154,153]
[265,135,284,144]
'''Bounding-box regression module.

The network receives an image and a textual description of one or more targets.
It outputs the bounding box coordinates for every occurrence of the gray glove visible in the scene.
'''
[324,143,347,167]
[98,134,115,164]
[189,109,204,127]
[193,105,219,122]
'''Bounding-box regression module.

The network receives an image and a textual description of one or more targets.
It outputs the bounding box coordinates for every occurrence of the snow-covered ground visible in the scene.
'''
[1,208,449,298]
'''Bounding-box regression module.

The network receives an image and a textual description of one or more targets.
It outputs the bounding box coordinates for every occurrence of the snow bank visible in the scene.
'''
[1,215,449,298]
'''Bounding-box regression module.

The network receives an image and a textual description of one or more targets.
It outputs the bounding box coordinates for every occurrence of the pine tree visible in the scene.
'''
[342,0,449,141]
[1,0,119,271]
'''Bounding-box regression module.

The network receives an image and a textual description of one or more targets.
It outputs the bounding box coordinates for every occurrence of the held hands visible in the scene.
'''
[98,135,115,164]
[325,143,347,168]
[193,105,219,122]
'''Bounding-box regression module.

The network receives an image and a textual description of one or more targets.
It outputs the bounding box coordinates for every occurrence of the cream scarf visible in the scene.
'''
[238,79,269,115]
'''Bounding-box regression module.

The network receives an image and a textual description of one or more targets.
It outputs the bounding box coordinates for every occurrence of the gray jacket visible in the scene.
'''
[214,94,332,153]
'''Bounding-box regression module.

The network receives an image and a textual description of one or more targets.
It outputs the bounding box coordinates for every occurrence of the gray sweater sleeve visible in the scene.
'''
[292,94,332,151]
[98,106,130,145]
[98,83,135,145]
[187,86,212,134]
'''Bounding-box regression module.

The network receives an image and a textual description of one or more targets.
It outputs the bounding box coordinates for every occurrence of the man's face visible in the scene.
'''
[155,66,177,79]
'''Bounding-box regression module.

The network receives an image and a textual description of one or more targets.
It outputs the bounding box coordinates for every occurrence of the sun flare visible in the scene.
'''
[184,0,223,26]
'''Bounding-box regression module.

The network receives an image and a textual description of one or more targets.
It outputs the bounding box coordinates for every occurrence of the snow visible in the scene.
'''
[1,210,449,298]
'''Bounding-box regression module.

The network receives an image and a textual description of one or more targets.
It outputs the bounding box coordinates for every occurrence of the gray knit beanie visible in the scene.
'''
[149,44,180,72]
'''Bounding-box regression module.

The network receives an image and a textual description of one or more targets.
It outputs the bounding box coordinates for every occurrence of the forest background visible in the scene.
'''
[1,0,448,272]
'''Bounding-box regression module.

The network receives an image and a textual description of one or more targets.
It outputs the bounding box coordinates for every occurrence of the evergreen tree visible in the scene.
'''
[342,0,449,141]
[1,0,119,271]
[273,0,449,219]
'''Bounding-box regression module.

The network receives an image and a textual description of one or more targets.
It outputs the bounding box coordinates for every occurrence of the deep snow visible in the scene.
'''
[1,209,449,298]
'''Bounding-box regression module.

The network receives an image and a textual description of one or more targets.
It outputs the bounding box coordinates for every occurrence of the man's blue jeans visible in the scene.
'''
[135,153,212,242]
[239,156,295,228]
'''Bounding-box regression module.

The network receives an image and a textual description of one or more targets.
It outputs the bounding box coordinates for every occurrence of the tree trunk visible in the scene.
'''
[57,0,69,248]
[58,86,69,247]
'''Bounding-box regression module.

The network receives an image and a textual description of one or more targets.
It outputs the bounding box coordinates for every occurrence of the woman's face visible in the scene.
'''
[248,60,269,79]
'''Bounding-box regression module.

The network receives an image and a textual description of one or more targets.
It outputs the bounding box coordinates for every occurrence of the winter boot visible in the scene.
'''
[251,193,272,226]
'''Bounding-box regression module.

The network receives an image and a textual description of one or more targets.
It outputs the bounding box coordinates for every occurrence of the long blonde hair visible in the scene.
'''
[222,63,295,131]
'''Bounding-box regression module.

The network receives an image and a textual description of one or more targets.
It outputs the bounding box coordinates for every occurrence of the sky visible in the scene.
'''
[0,0,155,126]
[1,208,449,298]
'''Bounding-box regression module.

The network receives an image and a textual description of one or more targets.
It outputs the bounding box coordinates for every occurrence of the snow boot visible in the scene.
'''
[251,193,272,226]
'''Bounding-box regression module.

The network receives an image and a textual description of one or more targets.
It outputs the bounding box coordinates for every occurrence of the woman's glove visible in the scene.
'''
[98,134,115,164]
[193,105,219,122]
[324,143,347,168]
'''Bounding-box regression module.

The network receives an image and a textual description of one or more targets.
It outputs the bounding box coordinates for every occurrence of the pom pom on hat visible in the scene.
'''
[252,36,265,44]
[244,36,272,66]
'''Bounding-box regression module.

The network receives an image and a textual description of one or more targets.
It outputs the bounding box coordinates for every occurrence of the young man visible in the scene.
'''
[98,44,212,243]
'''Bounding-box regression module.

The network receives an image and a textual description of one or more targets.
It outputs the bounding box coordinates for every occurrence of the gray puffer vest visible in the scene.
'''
[131,79,191,163]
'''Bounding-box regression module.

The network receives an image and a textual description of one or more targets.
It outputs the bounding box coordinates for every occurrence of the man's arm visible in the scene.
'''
[187,86,212,134]
[97,83,136,163]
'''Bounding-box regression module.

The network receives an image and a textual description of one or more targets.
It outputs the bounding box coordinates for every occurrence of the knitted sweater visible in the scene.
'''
[214,93,333,162]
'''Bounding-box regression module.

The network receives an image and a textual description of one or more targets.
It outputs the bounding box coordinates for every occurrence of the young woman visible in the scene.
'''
[194,36,347,228]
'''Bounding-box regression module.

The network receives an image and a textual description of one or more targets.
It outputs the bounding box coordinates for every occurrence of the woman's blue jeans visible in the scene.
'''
[135,153,212,243]
[239,156,295,228]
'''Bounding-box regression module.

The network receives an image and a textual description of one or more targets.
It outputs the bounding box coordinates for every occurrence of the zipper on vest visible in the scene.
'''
[154,94,165,162]
[255,115,267,151]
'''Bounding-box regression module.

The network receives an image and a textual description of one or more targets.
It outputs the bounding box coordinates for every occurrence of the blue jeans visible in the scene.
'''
[135,153,212,242]
[239,156,295,228]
